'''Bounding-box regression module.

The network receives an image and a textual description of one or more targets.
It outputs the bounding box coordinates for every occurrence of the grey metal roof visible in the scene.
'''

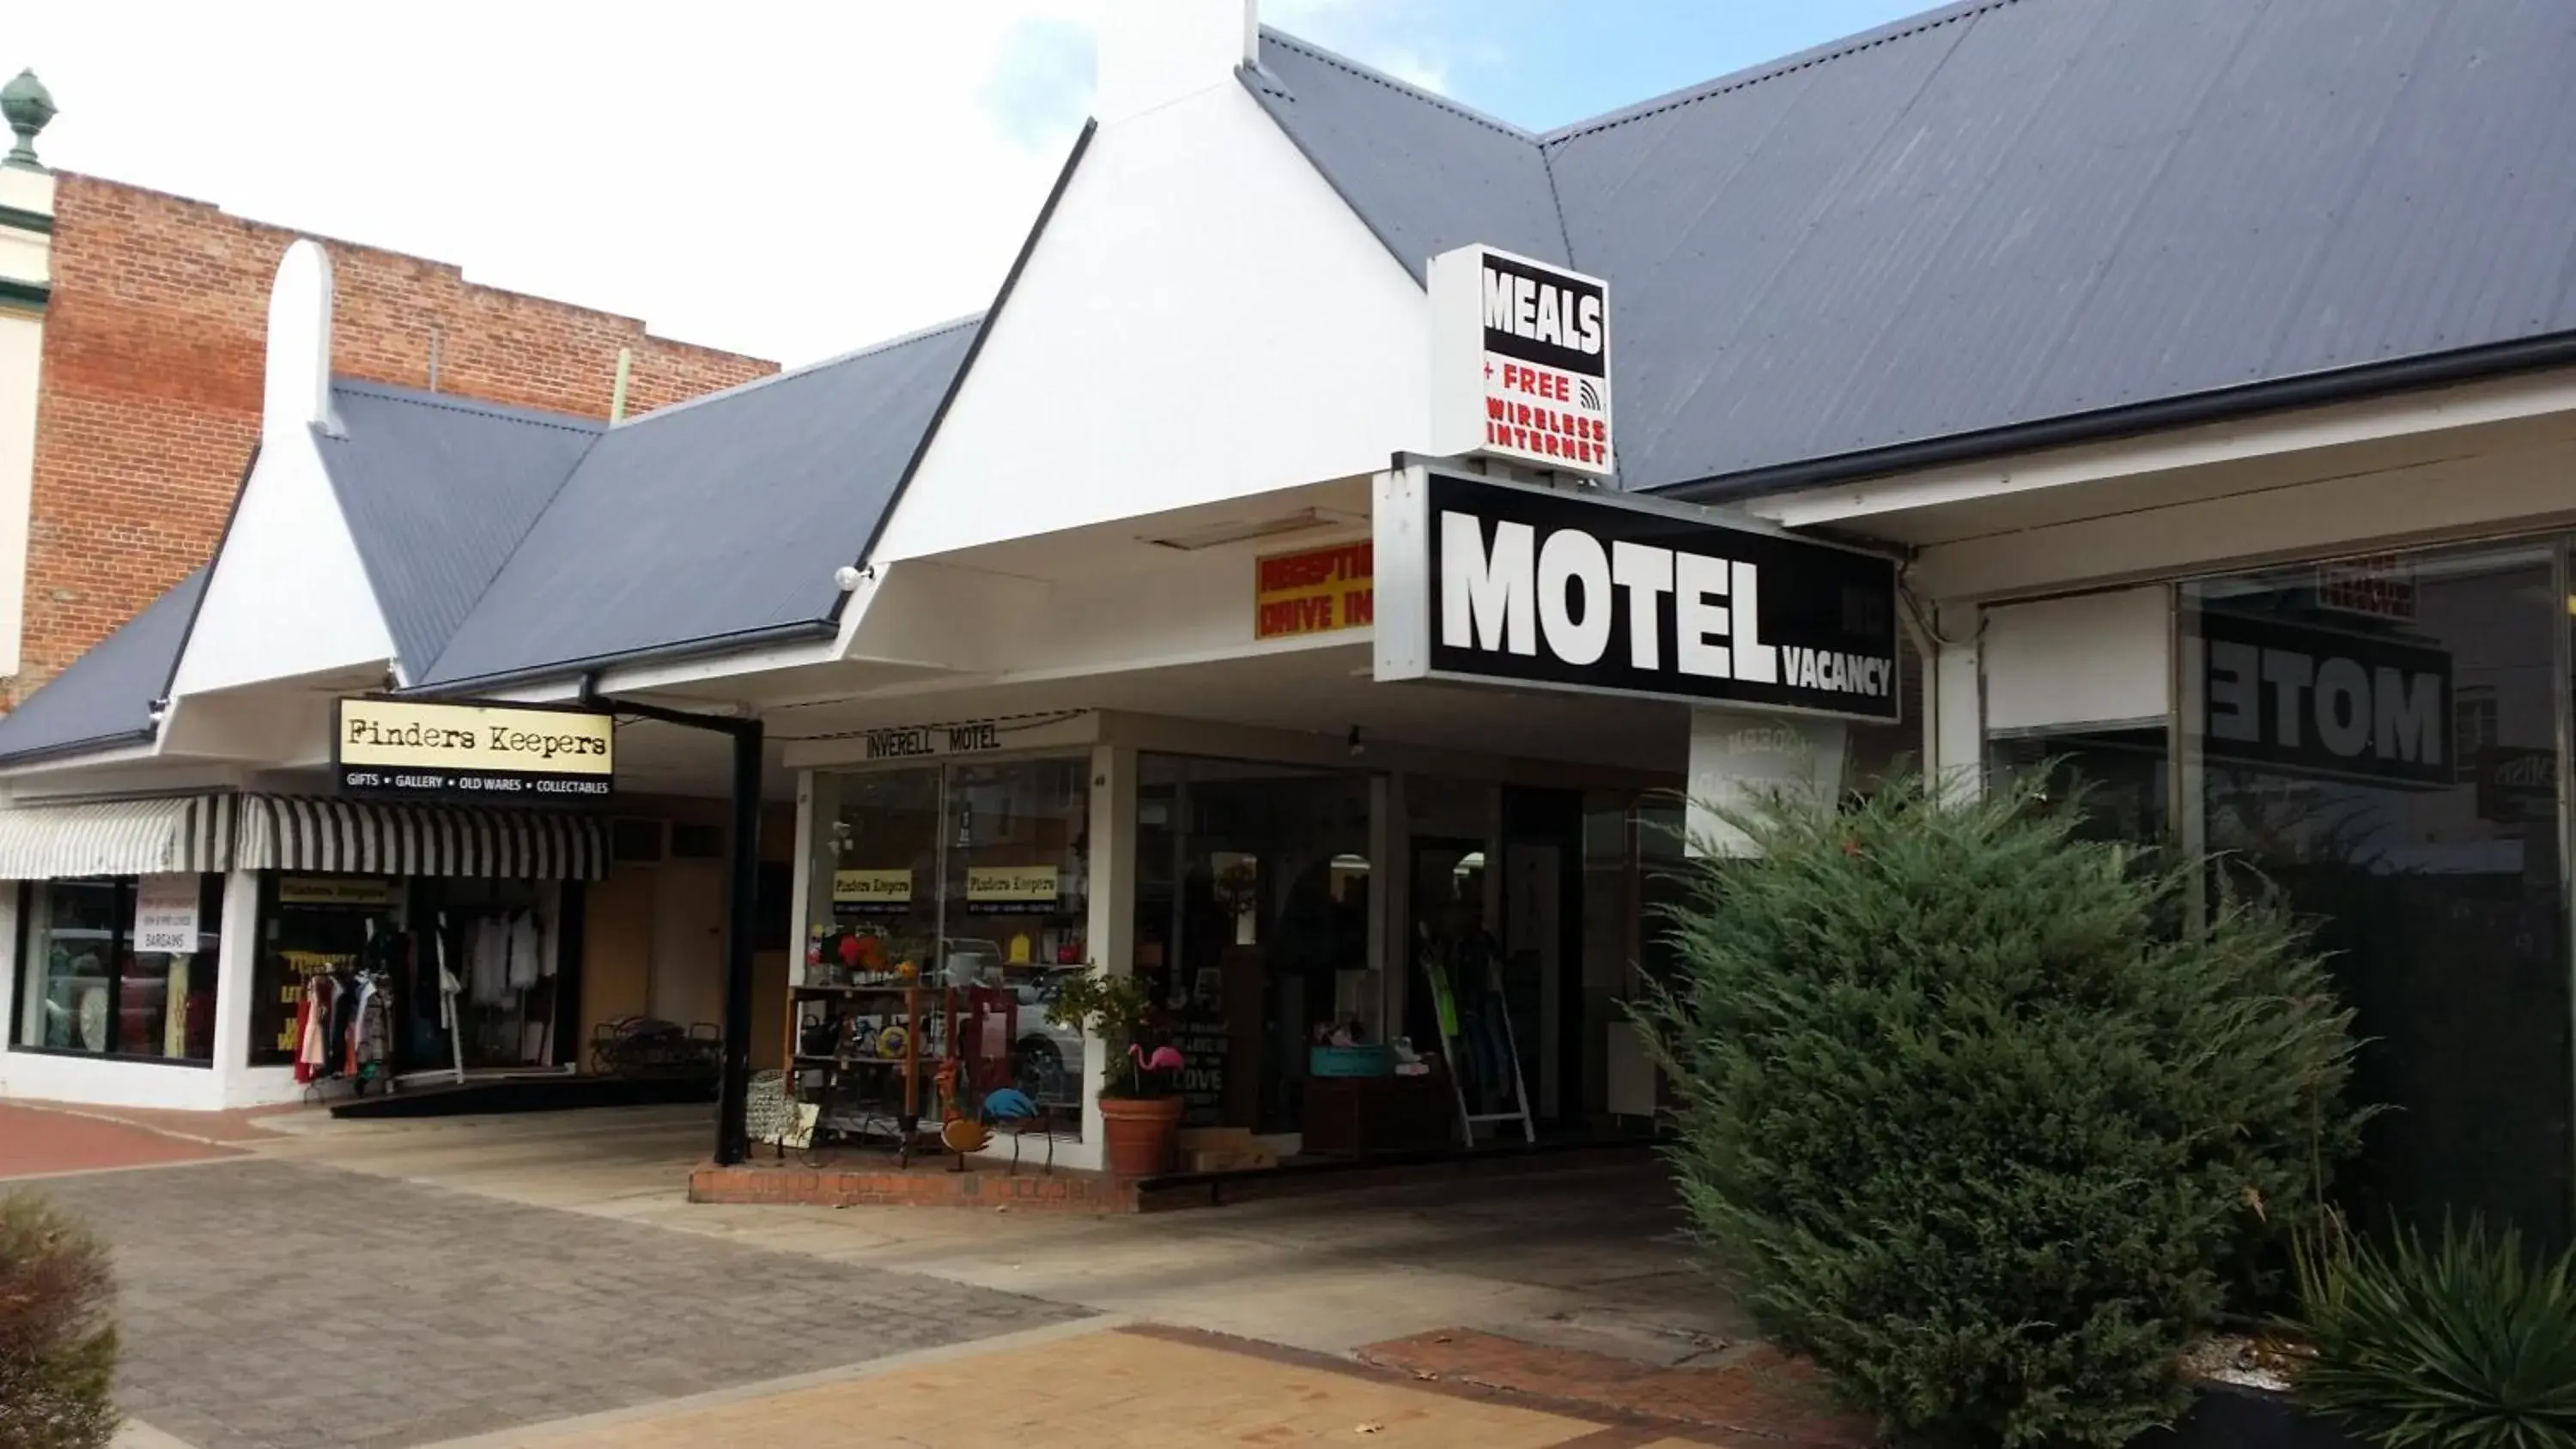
[1249,0,2576,495]
[1245,31,1567,276]
[418,316,980,688]
[317,382,604,678]
[0,569,204,763]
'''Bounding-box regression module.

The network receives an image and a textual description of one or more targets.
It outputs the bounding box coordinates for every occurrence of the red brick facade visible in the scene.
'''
[15,174,775,701]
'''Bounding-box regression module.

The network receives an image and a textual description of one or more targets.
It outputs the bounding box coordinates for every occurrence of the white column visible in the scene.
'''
[1929,601,1986,800]
[1070,740,1137,1173]
[210,867,263,1106]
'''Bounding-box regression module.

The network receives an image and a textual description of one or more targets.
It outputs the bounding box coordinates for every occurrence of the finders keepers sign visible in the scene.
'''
[337,698,615,800]
[1375,468,1900,723]
[1428,245,1613,478]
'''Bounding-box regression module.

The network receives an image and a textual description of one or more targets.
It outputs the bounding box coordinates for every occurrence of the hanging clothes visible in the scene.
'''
[470,916,509,1002]
[295,975,338,1083]
[506,910,544,991]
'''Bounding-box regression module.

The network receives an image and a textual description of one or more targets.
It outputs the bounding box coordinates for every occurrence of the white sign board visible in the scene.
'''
[1428,244,1613,478]
[132,874,201,955]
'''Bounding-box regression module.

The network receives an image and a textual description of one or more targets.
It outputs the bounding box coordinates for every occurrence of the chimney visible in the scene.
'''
[1093,0,1258,124]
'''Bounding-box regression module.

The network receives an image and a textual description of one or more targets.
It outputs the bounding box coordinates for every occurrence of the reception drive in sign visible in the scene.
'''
[336,697,614,800]
[1428,244,1613,478]
[1255,541,1372,639]
[1375,466,1901,723]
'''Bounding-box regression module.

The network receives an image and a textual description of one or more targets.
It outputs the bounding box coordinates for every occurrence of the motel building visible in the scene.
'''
[4,0,2576,1243]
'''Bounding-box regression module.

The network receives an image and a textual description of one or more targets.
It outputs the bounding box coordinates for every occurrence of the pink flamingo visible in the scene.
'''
[1128,1043,1184,1087]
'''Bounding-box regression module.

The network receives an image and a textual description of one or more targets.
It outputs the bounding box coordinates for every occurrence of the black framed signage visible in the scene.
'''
[335,698,615,800]
[1374,467,1901,723]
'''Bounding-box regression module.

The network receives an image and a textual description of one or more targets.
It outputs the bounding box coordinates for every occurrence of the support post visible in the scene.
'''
[716,719,764,1166]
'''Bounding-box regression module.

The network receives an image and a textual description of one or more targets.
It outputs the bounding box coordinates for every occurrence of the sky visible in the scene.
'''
[8,1,1927,368]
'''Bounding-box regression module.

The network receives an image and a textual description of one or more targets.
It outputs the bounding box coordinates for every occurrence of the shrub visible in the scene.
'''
[0,1191,119,1449]
[2287,1216,2576,1449]
[1638,773,2361,1449]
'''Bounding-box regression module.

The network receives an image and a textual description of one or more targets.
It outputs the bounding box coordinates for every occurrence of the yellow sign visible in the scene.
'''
[279,877,404,908]
[965,865,1060,903]
[1255,542,1373,640]
[831,869,914,905]
[337,697,614,798]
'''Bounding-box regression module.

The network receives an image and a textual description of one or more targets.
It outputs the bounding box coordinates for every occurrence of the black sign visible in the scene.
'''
[1479,252,1607,379]
[2196,610,2451,786]
[1376,469,1901,722]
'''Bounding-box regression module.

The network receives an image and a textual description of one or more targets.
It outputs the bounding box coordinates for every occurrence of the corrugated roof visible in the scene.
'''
[316,382,604,677]
[1244,30,1568,276]
[0,570,204,764]
[1249,0,2576,494]
[417,316,981,688]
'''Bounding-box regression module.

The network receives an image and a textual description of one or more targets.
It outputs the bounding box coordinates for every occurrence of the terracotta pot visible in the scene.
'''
[1098,1094,1184,1177]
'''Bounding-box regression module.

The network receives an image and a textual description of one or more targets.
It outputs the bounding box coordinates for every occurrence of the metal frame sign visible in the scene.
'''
[1375,466,1901,723]
[1428,244,1613,478]
[336,698,615,800]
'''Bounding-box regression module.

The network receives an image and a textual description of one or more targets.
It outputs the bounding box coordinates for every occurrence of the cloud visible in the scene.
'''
[981,17,1098,150]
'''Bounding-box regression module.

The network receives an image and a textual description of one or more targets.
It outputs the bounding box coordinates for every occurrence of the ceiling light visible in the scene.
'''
[1142,508,1357,551]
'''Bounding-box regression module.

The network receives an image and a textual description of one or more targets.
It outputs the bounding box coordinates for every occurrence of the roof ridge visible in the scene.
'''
[1541,0,2010,147]
[1255,26,1540,144]
[328,378,605,438]
[608,312,986,430]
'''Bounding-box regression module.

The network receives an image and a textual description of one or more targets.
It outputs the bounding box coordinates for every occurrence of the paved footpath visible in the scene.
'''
[3,1100,1868,1448]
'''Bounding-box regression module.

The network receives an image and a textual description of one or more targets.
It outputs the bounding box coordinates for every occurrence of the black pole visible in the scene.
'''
[716,719,763,1166]
[579,676,766,1168]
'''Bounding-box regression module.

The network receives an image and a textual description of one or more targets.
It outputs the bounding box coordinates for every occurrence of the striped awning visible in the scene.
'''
[0,794,236,880]
[237,794,608,880]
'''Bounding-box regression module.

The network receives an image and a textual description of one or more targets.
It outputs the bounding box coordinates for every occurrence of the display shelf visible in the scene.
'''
[782,982,958,1166]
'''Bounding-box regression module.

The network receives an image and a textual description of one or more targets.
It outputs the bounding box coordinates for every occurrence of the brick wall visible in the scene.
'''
[15,173,775,701]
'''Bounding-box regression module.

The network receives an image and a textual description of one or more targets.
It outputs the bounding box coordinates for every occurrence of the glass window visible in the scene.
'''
[15,874,222,1062]
[1987,728,2172,842]
[2180,543,2573,1247]
[1137,756,1372,1137]
[251,876,407,1067]
[803,759,1091,1138]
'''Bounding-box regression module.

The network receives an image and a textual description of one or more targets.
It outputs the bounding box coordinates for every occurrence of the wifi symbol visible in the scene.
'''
[1577,379,1603,412]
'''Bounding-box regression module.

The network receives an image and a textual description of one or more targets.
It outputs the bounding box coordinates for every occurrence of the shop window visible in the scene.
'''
[1137,755,1372,1137]
[14,874,222,1063]
[251,875,408,1070]
[2179,543,2573,1248]
[803,759,1091,1139]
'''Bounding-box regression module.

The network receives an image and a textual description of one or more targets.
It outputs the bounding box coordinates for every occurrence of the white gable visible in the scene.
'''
[169,241,395,699]
[869,76,1429,565]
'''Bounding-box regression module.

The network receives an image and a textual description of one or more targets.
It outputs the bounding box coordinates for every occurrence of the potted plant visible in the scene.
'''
[1044,967,1185,1177]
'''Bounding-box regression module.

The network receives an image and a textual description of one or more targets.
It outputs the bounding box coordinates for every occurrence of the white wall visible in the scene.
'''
[1984,587,2170,735]
[0,166,53,684]
[869,78,1429,563]
[169,240,394,701]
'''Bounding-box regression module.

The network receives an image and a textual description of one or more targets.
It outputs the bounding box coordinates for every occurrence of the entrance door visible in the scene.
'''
[1504,843,1563,1119]
[647,858,726,1032]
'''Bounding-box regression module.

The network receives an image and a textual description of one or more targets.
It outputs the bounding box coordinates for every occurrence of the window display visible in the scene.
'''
[802,757,1091,1143]
[14,874,222,1062]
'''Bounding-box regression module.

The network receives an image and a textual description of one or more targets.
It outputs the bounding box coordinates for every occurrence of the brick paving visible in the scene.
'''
[0,1102,240,1179]
[1360,1329,1879,1448]
[29,1157,1087,1449]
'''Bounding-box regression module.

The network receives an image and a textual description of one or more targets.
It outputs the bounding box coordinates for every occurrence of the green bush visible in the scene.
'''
[1638,774,2361,1449]
[0,1191,119,1449]
[2286,1216,2576,1448]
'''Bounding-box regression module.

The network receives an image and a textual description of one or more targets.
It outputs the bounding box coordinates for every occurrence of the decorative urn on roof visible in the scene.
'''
[3,69,57,171]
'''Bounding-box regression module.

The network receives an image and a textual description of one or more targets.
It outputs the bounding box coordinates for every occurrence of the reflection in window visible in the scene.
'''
[15,875,222,1061]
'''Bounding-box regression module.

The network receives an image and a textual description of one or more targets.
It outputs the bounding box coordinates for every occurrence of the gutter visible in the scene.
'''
[1652,330,2576,505]
[398,617,837,700]
[0,725,159,771]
